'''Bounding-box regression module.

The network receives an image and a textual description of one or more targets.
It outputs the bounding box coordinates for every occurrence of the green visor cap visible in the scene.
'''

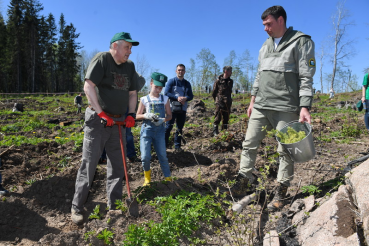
[110,32,139,46]
[151,72,167,87]
[357,100,363,112]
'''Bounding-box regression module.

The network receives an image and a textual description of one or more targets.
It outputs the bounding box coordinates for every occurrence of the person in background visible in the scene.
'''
[71,32,139,225]
[362,73,369,129]
[212,66,233,136]
[74,93,83,114]
[228,5,315,212]
[164,64,193,152]
[329,88,334,99]
[136,72,172,186]
[0,173,9,196]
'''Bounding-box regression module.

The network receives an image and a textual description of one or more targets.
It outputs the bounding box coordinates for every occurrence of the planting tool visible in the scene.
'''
[116,121,139,217]
[101,119,139,217]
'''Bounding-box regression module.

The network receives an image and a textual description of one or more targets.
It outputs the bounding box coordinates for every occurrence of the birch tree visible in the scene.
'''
[329,0,356,91]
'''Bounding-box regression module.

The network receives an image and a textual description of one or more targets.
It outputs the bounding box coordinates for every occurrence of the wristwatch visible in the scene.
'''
[127,113,136,119]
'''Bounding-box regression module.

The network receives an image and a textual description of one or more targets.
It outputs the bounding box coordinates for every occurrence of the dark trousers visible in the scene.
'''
[165,112,186,149]
[126,127,136,158]
[100,127,136,160]
[214,102,232,127]
[365,101,369,130]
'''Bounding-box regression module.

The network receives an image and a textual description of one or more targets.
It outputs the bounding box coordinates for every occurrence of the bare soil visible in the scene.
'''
[0,94,368,245]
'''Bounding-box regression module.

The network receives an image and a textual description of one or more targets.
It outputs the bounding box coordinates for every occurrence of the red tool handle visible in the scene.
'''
[116,121,133,199]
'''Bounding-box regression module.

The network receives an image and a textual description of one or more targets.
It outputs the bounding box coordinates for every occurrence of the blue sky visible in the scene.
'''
[1,0,368,93]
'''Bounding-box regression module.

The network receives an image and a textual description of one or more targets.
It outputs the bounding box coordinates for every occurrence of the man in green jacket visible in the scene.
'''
[229,5,316,211]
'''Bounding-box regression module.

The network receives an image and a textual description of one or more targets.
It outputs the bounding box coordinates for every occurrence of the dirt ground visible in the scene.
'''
[0,94,368,245]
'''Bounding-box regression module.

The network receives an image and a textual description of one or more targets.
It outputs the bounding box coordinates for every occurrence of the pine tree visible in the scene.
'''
[23,0,43,92]
[0,13,8,92]
[44,13,57,92]
[6,0,25,93]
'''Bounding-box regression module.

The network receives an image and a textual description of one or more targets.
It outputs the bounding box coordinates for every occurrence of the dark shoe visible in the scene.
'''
[227,173,254,198]
[71,207,83,225]
[99,158,107,164]
[128,156,140,163]
[0,185,9,196]
[267,184,288,212]
[174,148,183,153]
[213,125,219,136]
[222,124,228,130]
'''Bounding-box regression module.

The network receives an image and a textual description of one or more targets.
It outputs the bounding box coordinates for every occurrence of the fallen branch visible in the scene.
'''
[347,154,369,166]
[0,145,15,157]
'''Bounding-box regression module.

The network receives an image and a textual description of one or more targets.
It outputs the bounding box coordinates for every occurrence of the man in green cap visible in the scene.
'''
[71,32,140,224]
[136,72,173,186]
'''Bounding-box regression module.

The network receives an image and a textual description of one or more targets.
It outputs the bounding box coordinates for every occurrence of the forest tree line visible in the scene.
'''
[0,0,366,94]
[0,0,81,93]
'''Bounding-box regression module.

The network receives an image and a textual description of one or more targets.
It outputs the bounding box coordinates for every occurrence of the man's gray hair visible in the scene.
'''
[109,40,123,49]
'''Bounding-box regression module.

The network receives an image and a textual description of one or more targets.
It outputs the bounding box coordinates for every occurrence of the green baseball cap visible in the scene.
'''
[151,72,167,87]
[110,32,139,46]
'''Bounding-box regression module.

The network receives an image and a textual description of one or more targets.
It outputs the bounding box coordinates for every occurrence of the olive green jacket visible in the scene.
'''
[251,27,316,113]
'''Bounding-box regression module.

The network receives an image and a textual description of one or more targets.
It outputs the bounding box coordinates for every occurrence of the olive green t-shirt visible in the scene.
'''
[85,52,138,115]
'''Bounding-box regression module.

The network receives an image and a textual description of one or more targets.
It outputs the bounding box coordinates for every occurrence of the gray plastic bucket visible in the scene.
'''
[276,120,315,163]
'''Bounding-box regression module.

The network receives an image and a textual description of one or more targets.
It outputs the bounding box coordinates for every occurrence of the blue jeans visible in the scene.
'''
[365,101,369,130]
[140,121,171,177]
[126,127,136,159]
[165,112,186,149]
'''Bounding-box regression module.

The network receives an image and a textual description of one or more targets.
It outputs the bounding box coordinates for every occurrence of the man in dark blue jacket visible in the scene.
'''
[164,64,193,152]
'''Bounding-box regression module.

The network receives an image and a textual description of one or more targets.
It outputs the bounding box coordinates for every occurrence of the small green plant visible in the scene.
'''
[73,138,83,152]
[84,230,96,242]
[341,123,361,137]
[58,156,71,167]
[10,185,18,192]
[89,205,103,220]
[321,176,344,191]
[25,178,36,185]
[301,185,321,196]
[97,228,114,245]
[197,167,205,184]
[114,199,127,212]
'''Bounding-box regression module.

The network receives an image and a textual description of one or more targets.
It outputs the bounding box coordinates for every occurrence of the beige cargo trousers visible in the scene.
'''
[239,108,299,186]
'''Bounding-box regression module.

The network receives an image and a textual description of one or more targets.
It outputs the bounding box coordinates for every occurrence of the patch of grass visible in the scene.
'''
[122,190,224,245]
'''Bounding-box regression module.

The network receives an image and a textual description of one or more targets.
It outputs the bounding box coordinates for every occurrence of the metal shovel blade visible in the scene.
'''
[126,197,139,218]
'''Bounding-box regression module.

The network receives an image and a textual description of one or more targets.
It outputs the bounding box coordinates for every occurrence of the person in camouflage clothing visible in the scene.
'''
[212,66,233,136]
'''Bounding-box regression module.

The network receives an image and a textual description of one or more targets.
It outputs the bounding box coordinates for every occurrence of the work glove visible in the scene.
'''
[144,112,157,121]
[153,118,165,126]
[124,113,136,128]
[98,111,114,127]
